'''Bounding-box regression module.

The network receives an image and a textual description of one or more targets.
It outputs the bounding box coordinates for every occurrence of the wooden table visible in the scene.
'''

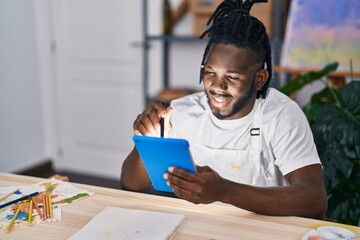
[0,173,359,240]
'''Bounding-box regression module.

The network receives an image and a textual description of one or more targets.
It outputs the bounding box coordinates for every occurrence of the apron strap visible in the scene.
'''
[251,100,262,153]
[251,99,268,185]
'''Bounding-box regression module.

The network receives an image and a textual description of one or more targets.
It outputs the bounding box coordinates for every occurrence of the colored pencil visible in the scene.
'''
[6,203,23,233]
[28,200,33,226]
[31,197,44,221]
[48,193,53,218]
[0,192,39,209]
[43,194,48,219]
[0,188,20,202]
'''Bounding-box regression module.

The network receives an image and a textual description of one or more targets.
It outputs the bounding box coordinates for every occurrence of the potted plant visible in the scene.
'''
[280,62,360,226]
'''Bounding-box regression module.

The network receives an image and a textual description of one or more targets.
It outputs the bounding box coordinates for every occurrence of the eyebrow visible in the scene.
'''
[204,65,240,74]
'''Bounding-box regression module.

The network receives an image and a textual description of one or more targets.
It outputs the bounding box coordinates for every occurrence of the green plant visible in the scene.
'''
[279,62,360,226]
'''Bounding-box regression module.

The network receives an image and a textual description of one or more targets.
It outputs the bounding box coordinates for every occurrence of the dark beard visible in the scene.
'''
[206,80,256,120]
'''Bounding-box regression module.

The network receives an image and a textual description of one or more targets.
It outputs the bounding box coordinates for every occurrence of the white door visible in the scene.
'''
[51,0,143,179]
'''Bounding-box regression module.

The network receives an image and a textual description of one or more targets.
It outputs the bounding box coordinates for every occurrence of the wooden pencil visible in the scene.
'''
[48,193,53,218]
[6,203,23,233]
[31,197,44,221]
[45,193,50,219]
[43,194,48,219]
[28,200,33,226]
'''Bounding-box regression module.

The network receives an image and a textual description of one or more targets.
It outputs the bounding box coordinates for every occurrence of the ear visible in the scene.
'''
[255,69,269,91]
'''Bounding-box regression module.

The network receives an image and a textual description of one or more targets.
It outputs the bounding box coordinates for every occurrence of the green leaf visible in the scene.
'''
[280,62,339,96]
[302,88,335,124]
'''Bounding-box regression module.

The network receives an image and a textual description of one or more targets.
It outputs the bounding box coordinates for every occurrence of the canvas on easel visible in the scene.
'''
[280,0,360,73]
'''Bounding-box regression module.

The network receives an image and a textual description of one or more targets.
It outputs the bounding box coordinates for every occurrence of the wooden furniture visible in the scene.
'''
[1,173,359,239]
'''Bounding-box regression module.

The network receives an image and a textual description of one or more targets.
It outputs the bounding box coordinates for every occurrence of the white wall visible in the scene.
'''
[0,0,204,174]
[0,0,47,172]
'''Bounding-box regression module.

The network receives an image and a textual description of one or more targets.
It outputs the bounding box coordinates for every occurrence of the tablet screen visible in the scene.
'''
[133,135,197,192]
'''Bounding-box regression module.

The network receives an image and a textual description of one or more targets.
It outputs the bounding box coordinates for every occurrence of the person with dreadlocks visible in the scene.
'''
[121,0,327,219]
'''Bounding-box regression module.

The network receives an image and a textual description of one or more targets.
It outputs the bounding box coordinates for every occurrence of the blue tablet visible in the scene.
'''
[133,135,197,192]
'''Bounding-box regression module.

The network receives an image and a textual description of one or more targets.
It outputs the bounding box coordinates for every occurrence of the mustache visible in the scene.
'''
[208,89,232,98]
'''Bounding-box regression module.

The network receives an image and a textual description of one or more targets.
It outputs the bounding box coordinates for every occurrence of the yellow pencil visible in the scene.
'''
[28,200,33,226]
[48,193,53,218]
[6,203,23,233]
[42,194,48,219]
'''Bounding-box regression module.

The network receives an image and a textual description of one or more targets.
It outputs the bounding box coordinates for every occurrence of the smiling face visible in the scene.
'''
[202,43,268,120]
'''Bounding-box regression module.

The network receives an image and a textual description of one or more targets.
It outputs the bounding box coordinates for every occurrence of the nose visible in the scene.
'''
[211,78,228,90]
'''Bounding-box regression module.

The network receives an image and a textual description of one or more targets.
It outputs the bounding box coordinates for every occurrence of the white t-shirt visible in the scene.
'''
[169,88,321,187]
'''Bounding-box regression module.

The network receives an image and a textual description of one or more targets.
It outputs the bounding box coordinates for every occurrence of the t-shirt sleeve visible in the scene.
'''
[272,102,321,175]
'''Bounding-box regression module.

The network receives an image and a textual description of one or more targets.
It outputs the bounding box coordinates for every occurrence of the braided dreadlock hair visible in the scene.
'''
[199,0,272,99]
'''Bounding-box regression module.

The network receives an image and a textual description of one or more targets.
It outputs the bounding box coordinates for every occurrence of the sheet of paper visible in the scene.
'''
[0,179,93,228]
[69,207,185,240]
[0,187,20,202]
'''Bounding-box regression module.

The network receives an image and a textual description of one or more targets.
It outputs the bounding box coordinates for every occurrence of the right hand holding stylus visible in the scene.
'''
[133,102,173,137]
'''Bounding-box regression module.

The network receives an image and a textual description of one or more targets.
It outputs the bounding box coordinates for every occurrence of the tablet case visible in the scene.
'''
[133,135,197,192]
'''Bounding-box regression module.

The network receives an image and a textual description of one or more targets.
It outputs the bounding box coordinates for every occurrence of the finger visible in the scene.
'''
[168,167,197,181]
[151,101,166,113]
[159,106,173,118]
[159,107,173,135]
[137,114,157,135]
[160,107,173,124]
[135,124,153,136]
[133,115,147,135]
[137,110,164,136]
[170,181,201,204]
[166,174,190,192]
[147,108,161,128]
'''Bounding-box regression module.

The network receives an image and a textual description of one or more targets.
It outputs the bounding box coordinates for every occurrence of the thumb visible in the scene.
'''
[196,165,211,173]
[160,107,173,135]
[163,106,173,120]
[160,106,173,121]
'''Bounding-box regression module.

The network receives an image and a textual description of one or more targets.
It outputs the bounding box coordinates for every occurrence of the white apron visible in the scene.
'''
[190,100,271,186]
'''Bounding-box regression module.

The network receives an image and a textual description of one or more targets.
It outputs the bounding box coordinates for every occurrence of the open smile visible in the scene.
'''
[209,90,233,106]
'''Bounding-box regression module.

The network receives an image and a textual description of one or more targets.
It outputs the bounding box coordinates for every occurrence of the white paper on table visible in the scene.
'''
[0,187,20,202]
[69,207,185,240]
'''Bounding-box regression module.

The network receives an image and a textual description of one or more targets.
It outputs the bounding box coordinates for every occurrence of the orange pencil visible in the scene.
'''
[31,197,44,221]
[6,203,23,233]
[28,199,33,226]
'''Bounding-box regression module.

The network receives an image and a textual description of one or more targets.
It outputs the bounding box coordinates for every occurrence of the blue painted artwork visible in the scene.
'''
[280,0,360,71]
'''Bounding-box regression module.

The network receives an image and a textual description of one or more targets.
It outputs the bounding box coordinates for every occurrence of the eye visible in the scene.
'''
[227,75,239,81]
[204,70,215,76]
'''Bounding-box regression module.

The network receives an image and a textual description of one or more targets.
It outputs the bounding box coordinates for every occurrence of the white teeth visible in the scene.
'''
[214,96,226,103]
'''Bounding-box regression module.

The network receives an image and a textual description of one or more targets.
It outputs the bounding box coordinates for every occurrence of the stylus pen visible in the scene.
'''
[0,191,39,209]
[160,102,165,138]
[160,117,164,137]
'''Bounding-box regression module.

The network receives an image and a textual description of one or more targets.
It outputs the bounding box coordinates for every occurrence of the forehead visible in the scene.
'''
[205,43,256,70]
